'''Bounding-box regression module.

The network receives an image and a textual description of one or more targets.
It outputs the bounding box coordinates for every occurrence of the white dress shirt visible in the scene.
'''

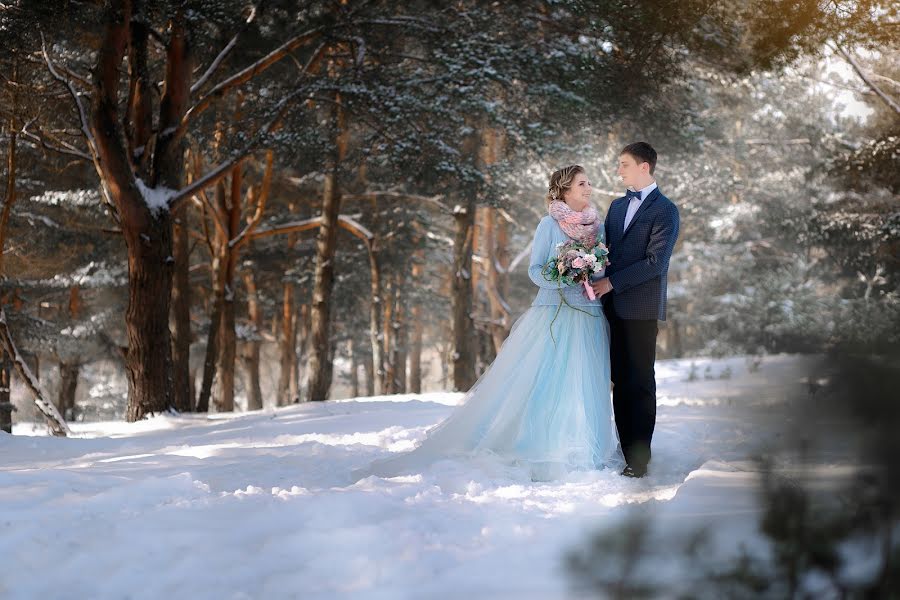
[623,181,657,230]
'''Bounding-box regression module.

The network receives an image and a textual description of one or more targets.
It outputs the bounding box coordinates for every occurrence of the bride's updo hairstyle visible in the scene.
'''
[546,164,585,206]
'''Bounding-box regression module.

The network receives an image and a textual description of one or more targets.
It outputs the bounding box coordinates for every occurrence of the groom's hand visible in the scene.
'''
[590,278,613,297]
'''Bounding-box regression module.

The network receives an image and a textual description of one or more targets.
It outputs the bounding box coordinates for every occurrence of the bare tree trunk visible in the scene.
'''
[278,279,296,406]
[473,207,495,372]
[294,302,307,401]
[349,339,359,398]
[123,212,175,421]
[369,244,384,395]
[362,341,374,397]
[0,64,17,433]
[214,163,242,412]
[391,272,408,394]
[487,208,511,352]
[196,181,227,413]
[171,200,192,412]
[0,60,18,277]
[215,282,237,412]
[0,356,11,433]
[306,99,344,402]
[242,267,263,411]
[409,257,425,394]
[452,195,477,391]
[382,274,395,394]
[57,362,80,421]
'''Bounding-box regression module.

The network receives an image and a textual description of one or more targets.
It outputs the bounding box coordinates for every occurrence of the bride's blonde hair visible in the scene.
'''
[546,165,585,206]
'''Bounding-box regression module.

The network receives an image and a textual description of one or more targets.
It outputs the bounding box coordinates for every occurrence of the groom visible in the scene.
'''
[590,142,680,478]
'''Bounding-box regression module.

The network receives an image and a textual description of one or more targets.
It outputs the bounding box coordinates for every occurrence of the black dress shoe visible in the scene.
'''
[620,465,647,478]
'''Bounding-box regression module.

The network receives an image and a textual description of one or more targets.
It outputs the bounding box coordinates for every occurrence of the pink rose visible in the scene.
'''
[572,257,585,269]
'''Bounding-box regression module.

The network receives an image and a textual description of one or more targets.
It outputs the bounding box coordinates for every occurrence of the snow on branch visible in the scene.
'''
[337,215,374,241]
[135,178,176,216]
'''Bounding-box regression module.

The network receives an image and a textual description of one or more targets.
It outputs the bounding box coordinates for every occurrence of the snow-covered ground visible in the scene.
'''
[1,355,832,599]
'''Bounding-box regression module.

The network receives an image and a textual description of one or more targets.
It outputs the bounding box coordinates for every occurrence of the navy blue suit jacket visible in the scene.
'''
[602,187,680,321]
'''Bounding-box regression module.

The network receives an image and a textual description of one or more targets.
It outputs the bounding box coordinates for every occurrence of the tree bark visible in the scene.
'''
[0,63,17,433]
[214,162,242,413]
[57,362,80,421]
[349,339,359,398]
[381,274,395,394]
[278,279,296,406]
[408,255,425,394]
[242,267,263,411]
[196,180,227,413]
[473,207,495,371]
[487,208,512,353]
[0,356,11,434]
[368,236,384,395]
[122,212,175,421]
[0,60,18,277]
[362,343,374,397]
[170,200,192,412]
[451,196,477,391]
[305,98,345,402]
[294,303,307,401]
[391,272,408,394]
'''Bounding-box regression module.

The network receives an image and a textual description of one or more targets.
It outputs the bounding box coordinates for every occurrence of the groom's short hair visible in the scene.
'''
[621,142,657,174]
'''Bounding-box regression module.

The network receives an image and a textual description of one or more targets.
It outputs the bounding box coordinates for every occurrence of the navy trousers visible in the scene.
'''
[605,306,658,473]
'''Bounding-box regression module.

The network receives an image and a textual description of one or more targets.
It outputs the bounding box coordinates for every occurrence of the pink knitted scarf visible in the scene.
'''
[548,200,600,245]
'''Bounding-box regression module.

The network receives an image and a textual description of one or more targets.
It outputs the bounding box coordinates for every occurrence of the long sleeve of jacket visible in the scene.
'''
[528,217,571,290]
[609,201,680,294]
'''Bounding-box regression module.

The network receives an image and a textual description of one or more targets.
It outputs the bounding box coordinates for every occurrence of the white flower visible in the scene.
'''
[583,253,597,263]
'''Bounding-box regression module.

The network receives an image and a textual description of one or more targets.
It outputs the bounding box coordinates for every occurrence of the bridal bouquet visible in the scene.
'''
[541,235,610,300]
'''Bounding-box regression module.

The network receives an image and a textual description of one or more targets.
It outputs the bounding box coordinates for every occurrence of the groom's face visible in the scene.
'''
[617,153,648,188]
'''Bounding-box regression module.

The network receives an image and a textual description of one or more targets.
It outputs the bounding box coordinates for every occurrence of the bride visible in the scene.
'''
[352,165,624,482]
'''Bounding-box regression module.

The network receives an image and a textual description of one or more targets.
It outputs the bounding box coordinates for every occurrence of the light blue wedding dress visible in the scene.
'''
[353,214,624,482]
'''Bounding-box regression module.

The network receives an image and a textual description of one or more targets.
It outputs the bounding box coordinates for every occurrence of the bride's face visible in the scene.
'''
[563,173,592,209]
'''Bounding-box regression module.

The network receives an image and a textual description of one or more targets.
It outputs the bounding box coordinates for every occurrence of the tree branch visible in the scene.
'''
[869,72,900,92]
[0,307,71,436]
[249,214,373,246]
[40,33,96,156]
[178,26,324,136]
[41,31,120,224]
[340,190,449,212]
[190,148,227,238]
[167,82,316,212]
[833,43,900,116]
[229,149,273,250]
[191,4,258,94]
[17,123,92,161]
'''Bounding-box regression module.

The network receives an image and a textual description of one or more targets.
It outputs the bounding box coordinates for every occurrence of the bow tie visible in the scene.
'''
[625,189,641,201]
